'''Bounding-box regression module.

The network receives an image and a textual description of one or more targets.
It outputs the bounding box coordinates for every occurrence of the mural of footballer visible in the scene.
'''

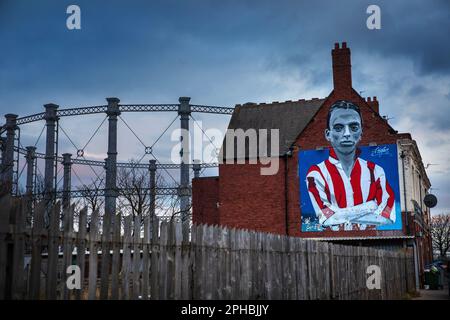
[305,100,396,231]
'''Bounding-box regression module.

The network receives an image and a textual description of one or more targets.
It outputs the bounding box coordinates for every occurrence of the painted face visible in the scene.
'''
[325,108,362,155]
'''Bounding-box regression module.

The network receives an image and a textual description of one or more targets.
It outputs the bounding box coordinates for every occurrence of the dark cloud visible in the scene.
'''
[408,85,427,97]
[1,0,450,213]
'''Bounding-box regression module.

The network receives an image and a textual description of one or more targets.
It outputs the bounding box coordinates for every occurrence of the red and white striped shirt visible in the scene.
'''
[306,148,396,231]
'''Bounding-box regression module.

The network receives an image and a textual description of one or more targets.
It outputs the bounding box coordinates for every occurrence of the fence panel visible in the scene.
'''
[0,196,418,301]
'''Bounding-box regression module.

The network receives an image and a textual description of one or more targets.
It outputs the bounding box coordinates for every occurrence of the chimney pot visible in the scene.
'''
[373,96,377,101]
[334,43,339,49]
[367,97,372,102]
[342,42,347,48]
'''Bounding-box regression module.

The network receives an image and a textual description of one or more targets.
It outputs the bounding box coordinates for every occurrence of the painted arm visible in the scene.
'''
[322,201,378,226]
[307,169,377,226]
[351,165,396,225]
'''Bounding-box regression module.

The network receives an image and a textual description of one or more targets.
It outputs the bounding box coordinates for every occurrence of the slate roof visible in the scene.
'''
[220,98,325,159]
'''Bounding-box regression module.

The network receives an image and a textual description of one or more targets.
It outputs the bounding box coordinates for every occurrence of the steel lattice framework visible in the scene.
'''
[1,99,233,225]
[15,103,234,125]
[34,186,189,199]
[14,146,219,170]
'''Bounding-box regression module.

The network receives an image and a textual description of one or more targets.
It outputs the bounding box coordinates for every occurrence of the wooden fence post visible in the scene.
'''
[75,207,87,300]
[141,215,150,300]
[121,215,132,300]
[150,216,159,300]
[46,202,61,300]
[62,204,74,300]
[110,211,122,300]
[11,199,26,299]
[87,209,99,300]
[29,201,45,300]
[180,220,191,300]
[173,220,183,299]
[132,213,141,299]
[0,195,12,300]
[158,221,169,299]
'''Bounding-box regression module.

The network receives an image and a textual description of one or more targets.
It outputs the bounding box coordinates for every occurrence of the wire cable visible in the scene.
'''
[81,116,107,151]
[34,124,46,147]
[119,115,147,148]
[150,115,179,149]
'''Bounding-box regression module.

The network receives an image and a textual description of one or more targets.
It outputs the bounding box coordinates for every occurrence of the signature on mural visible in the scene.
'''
[370,145,390,157]
[302,217,323,232]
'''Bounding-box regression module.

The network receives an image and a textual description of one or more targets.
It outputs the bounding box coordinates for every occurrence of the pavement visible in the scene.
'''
[413,286,450,300]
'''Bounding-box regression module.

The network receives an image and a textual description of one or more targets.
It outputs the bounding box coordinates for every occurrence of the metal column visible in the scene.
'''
[43,104,59,205]
[101,97,120,299]
[1,114,17,195]
[105,97,120,217]
[62,153,72,209]
[193,160,201,179]
[25,146,36,226]
[25,146,36,196]
[0,137,5,170]
[43,104,59,299]
[149,159,157,238]
[149,159,157,219]
[178,97,191,241]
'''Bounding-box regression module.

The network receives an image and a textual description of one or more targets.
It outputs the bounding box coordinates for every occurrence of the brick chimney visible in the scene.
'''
[332,42,352,94]
[366,96,379,114]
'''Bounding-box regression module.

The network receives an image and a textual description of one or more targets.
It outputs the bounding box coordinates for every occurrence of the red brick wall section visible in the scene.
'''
[192,177,220,226]
[218,161,287,233]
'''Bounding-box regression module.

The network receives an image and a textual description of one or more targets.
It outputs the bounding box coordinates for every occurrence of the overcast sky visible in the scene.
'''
[1,0,449,214]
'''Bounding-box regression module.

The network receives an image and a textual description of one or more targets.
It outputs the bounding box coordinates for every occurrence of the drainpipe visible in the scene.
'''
[412,240,420,290]
[400,150,409,234]
[401,147,420,289]
[284,147,293,236]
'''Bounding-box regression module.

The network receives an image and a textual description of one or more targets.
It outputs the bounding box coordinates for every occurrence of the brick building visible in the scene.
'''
[192,43,433,287]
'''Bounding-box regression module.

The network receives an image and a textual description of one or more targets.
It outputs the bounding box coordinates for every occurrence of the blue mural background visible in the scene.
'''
[299,144,402,232]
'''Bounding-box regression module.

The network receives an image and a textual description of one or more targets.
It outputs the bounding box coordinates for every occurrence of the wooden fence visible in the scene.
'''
[0,195,416,300]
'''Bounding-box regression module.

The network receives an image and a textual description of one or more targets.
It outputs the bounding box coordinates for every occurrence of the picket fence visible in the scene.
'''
[0,195,416,300]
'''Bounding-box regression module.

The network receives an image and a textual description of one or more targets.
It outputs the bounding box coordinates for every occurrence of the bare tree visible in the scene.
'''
[431,214,450,258]
[117,164,151,219]
[78,178,104,213]
[116,159,184,222]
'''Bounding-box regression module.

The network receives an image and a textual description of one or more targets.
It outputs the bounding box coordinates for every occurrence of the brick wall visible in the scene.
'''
[192,177,220,225]
[218,160,287,233]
